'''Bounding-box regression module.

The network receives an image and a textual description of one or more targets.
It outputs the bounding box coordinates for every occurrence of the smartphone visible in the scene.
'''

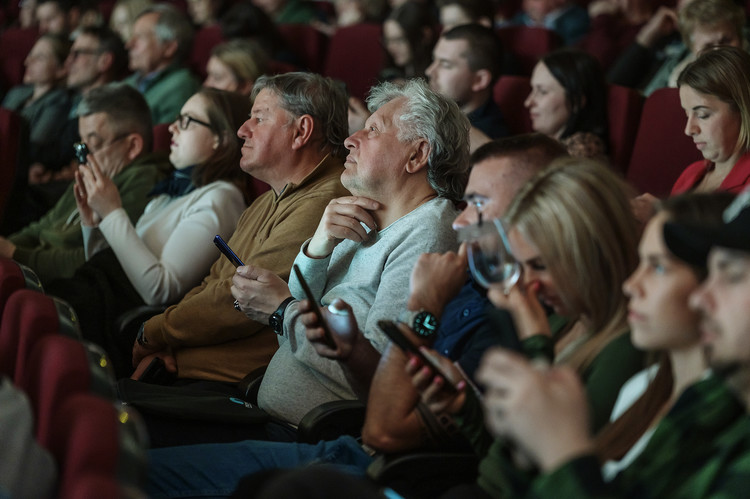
[292,264,337,349]
[377,319,458,393]
[73,141,89,165]
[213,235,244,267]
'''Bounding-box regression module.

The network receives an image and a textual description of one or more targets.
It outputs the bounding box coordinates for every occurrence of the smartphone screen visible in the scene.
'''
[213,235,244,267]
[293,264,337,349]
[377,319,458,393]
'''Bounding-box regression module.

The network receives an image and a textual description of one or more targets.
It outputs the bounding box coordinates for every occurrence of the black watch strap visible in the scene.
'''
[269,296,295,335]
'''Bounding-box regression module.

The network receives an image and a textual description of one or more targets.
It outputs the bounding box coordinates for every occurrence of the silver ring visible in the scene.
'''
[233,299,241,311]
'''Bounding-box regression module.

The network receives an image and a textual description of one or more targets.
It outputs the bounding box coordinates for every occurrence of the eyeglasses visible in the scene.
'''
[80,133,130,155]
[175,114,212,131]
[70,48,101,59]
[463,193,491,226]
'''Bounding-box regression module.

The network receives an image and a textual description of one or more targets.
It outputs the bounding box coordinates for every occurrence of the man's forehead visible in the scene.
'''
[79,112,113,136]
[73,34,99,49]
[436,38,470,59]
[709,248,750,269]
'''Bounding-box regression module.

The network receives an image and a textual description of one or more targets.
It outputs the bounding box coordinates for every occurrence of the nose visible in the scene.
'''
[524,91,534,109]
[684,115,697,136]
[688,280,714,314]
[425,61,436,79]
[237,119,252,140]
[344,129,362,150]
[452,205,476,230]
[168,120,178,136]
[622,265,643,298]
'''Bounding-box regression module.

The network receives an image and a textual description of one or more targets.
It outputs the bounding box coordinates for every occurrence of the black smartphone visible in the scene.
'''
[377,319,458,393]
[293,264,337,349]
[73,141,89,164]
[138,357,176,385]
[213,235,244,267]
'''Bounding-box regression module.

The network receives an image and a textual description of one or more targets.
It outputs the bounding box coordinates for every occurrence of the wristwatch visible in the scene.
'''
[400,310,440,339]
[136,322,148,346]
[269,297,295,335]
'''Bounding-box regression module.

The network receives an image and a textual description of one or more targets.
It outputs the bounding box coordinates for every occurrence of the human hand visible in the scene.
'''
[73,170,101,227]
[476,348,593,471]
[636,7,678,48]
[631,192,659,225]
[407,243,468,316]
[300,297,361,360]
[406,345,467,415]
[130,351,177,380]
[0,237,16,259]
[231,265,291,323]
[132,337,164,368]
[487,280,550,340]
[348,97,371,135]
[28,163,51,184]
[306,196,380,258]
[78,153,122,220]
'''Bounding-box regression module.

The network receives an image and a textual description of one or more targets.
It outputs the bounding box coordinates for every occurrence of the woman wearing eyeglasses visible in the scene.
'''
[47,88,253,376]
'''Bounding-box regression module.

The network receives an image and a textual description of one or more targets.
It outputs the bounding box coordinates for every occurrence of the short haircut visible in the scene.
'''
[541,48,608,141]
[441,24,504,83]
[677,46,750,154]
[436,0,495,25]
[136,4,194,63]
[679,0,745,51]
[77,25,129,80]
[77,83,153,151]
[251,72,349,159]
[367,78,470,202]
[470,132,568,170]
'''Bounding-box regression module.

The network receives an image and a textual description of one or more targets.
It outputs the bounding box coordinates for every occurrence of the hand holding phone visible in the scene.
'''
[378,319,458,393]
[293,264,338,349]
[214,235,244,267]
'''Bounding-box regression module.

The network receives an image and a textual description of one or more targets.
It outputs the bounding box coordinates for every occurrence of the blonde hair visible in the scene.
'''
[505,158,639,371]
[210,39,269,89]
[678,0,745,52]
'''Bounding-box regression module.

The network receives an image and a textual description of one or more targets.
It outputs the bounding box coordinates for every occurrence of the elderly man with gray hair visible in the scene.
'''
[123,3,200,124]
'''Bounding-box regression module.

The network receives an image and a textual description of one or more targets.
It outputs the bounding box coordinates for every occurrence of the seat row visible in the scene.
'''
[0,257,148,499]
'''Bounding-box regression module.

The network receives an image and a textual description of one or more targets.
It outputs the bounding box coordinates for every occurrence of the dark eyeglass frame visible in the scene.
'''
[69,48,102,59]
[176,114,213,131]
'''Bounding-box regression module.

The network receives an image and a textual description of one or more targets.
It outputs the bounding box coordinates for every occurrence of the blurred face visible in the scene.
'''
[690,248,750,372]
[19,0,37,28]
[523,0,563,23]
[623,213,702,351]
[342,97,413,197]
[525,62,569,139]
[66,34,103,90]
[127,12,169,74]
[78,112,133,177]
[110,5,133,42]
[24,38,64,86]
[384,20,412,68]
[680,85,742,167]
[689,22,742,54]
[36,1,67,35]
[509,227,567,315]
[252,0,286,17]
[237,89,295,178]
[204,56,240,92]
[425,38,476,107]
[188,0,215,25]
[453,157,525,230]
[439,5,473,31]
[168,94,218,169]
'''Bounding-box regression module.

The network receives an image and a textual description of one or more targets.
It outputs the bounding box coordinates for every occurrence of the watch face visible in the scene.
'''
[269,313,282,333]
[414,311,438,337]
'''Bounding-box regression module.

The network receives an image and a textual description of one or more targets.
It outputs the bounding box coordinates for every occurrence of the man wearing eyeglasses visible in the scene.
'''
[0,83,168,285]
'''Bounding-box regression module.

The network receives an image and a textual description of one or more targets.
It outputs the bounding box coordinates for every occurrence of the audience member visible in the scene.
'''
[145,134,563,497]
[1,34,71,178]
[578,0,655,70]
[203,39,269,97]
[508,0,590,45]
[311,0,387,36]
[406,158,644,497]
[123,4,200,124]
[127,72,349,393]
[0,83,168,285]
[425,24,508,144]
[187,0,228,27]
[35,0,74,36]
[437,0,495,31]
[642,0,745,96]
[460,193,735,497]
[525,48,609,159]
[17,0,38,29]
[380,1,436,83]
[109,0,153,43]
[672,46,750,194]
[46,88,252,377]
[218,2,297,65]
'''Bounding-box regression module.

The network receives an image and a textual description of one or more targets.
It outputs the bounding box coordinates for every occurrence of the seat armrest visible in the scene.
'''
[296,399,366,444]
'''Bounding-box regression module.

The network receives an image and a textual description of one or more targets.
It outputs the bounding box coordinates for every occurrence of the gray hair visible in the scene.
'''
[251,72,349,159]
[137,4,194,63]
[367,78,470,201]
[77,82,153,151]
